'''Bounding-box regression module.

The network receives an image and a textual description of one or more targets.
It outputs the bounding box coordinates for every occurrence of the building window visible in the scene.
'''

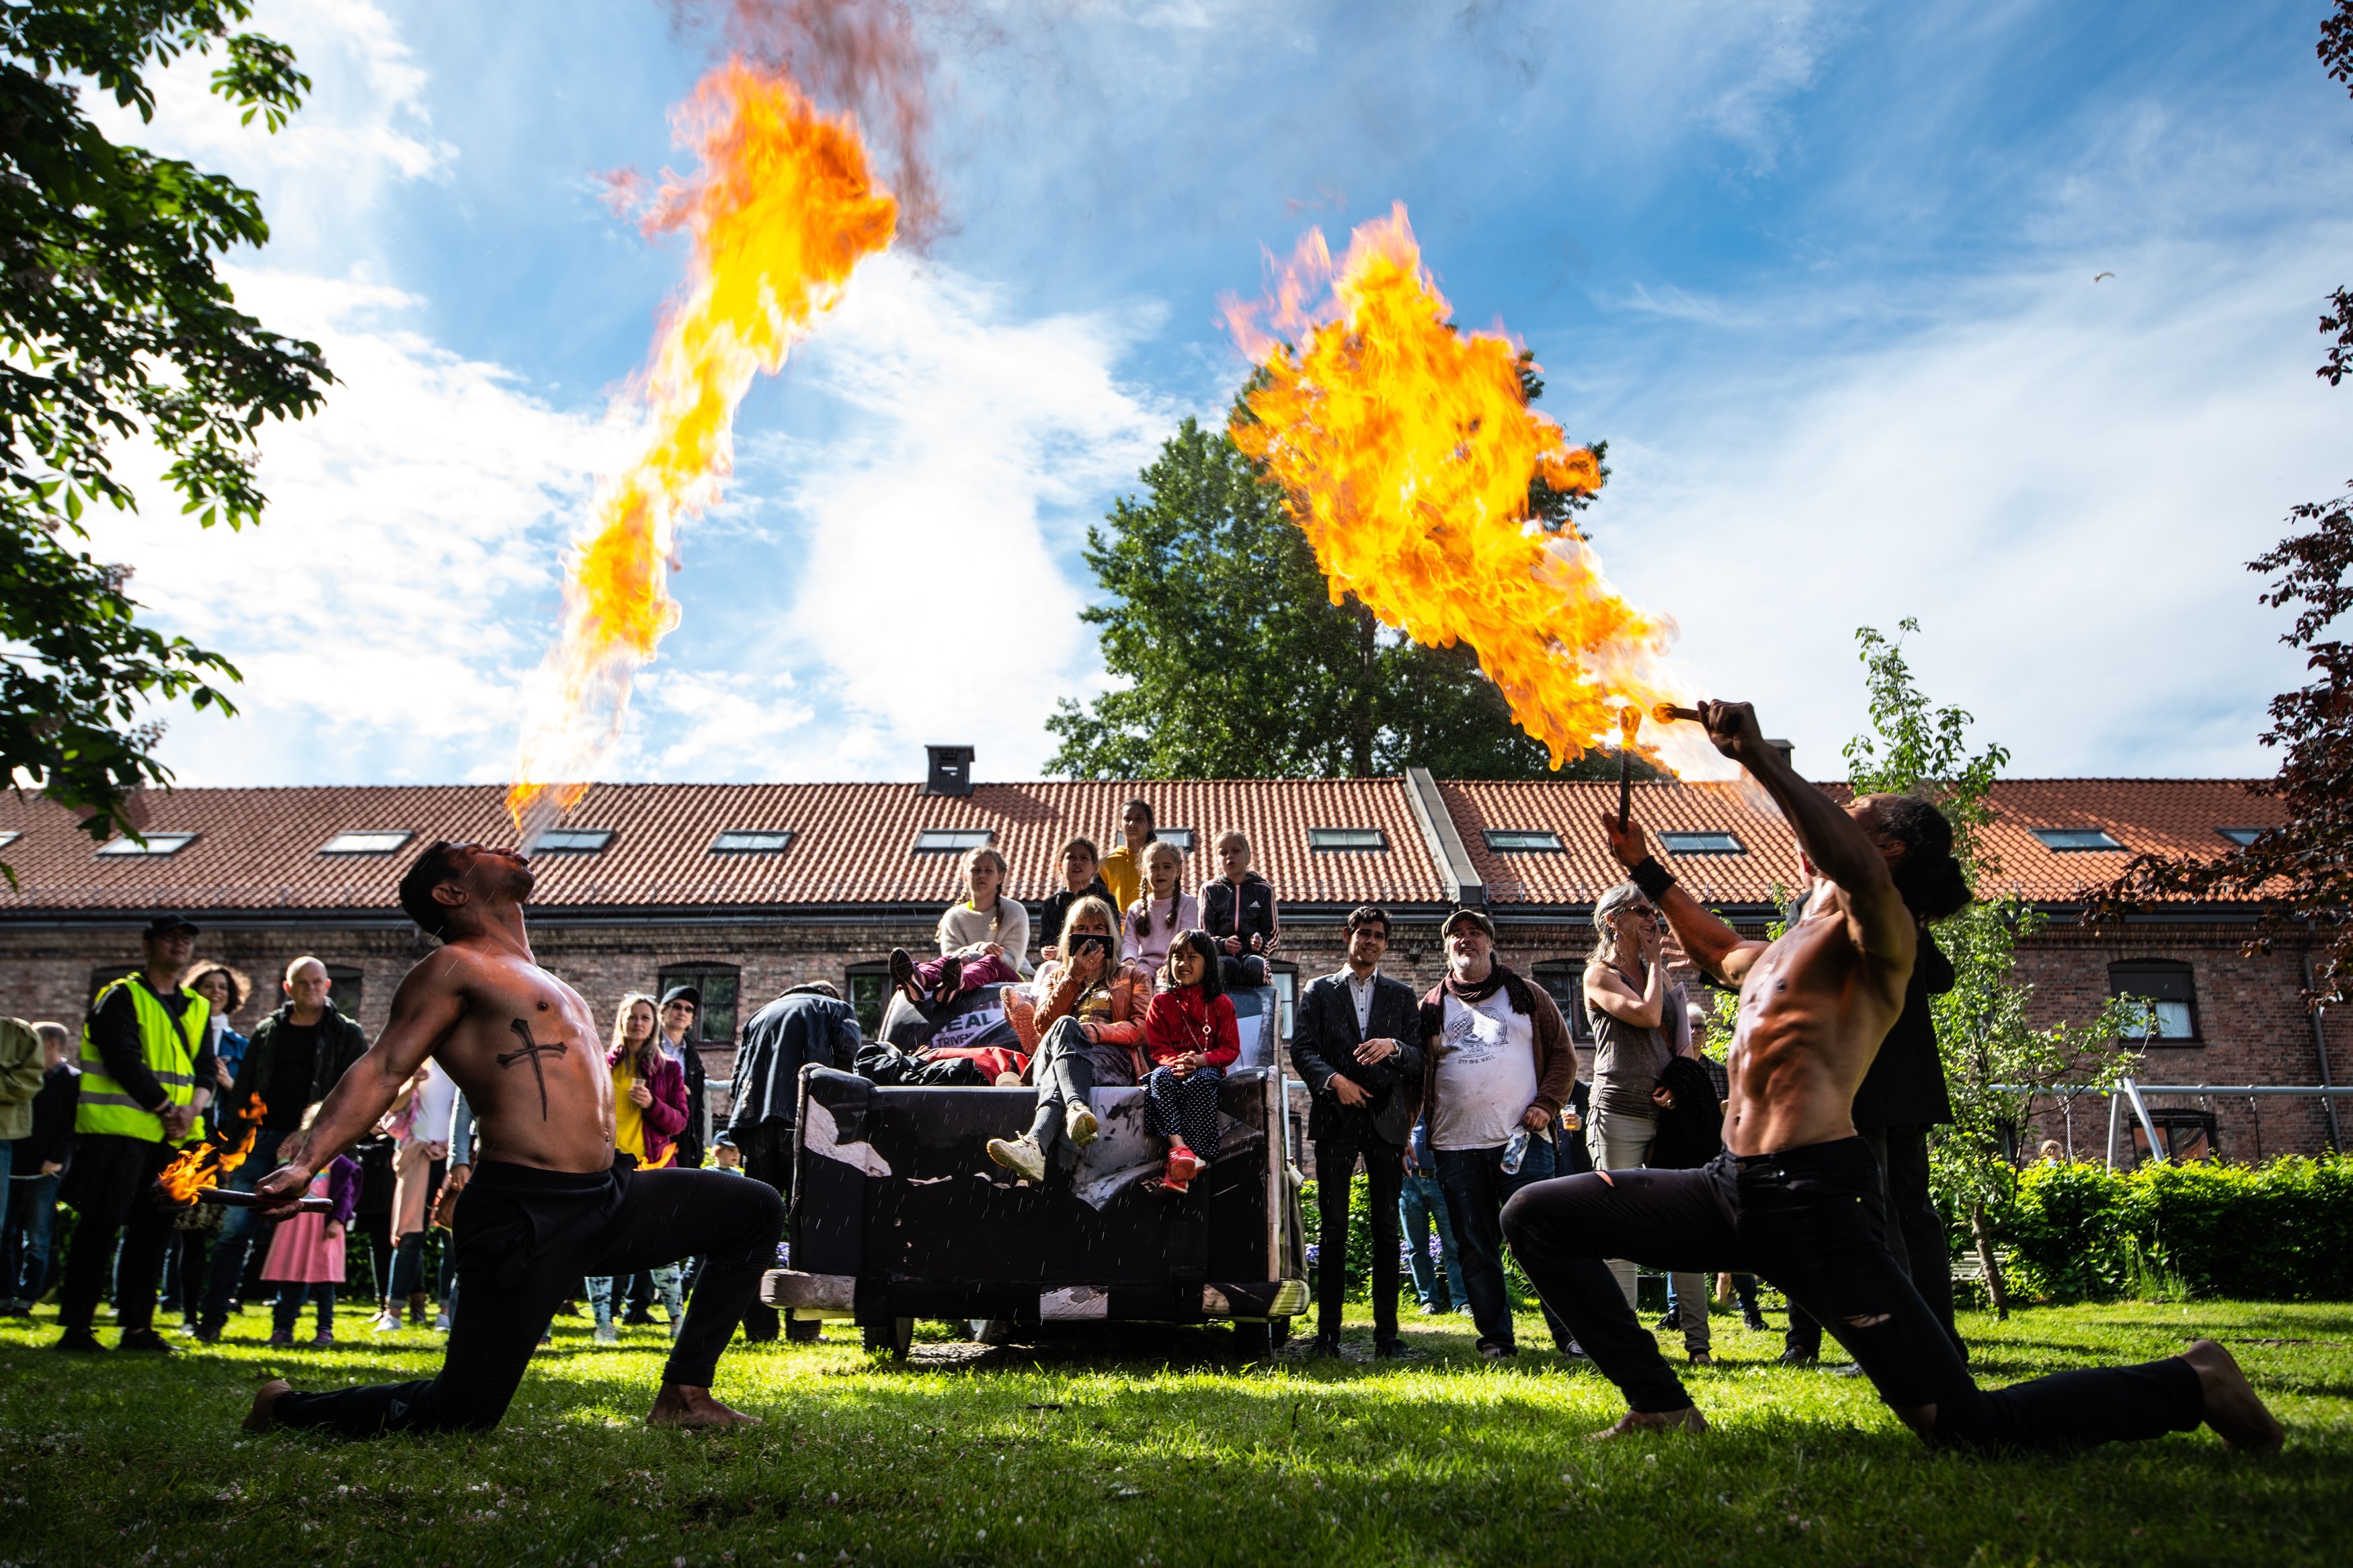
[2128,1110,2219,1165]
[1269,964,1298,1040]
[1658,831,1744,856]
[658,964,741,1044]
[711,829,795,854]
[846,962,891,1038]
[1156,828,1197,853]
[2032,827,2124,852]
[319,830,413,856]
[1531,959,1591,1044]
[534,829,613,855]
[913,828,993,854]
[1484,829,1563,853]
[88,964,139,1003]
[324,964,364,1022]
[96,832,197,857]
[2215,827,2266,848]
[1308,827,1388,852]
[2110,961,2198,1042]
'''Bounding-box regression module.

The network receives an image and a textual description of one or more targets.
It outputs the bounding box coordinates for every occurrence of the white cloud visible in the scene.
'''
[1593,231,2345,780]
[83,267,601,785]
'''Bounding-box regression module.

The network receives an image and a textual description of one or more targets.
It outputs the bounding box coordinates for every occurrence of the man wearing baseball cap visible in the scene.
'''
[1416,906,1579,1361]
[55,914,218,1352]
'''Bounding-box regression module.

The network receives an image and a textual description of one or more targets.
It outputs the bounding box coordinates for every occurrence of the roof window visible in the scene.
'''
[2031,828,2124,852]
[1659,831,1745,856]
[914,828,994,854]
[1308,827,1388,852]
[97,833,197,858]
[0,831,17,852]
[2215,827,2266,848]
[1156,828,1197,852]
[1484,829,1563,853]
[533,829,614,855]
[711,829,795,854]
[319,830,413,856]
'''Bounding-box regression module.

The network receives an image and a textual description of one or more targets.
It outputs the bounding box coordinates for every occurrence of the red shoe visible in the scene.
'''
[1164,1147,1201,1190]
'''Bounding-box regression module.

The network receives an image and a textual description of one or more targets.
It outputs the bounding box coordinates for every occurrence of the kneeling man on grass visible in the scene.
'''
[1501,700,2282,1453]
[244,841,783,1435]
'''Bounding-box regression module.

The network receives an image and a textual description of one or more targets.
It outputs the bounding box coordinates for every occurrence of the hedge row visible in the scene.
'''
[2000,1155,2353,1303]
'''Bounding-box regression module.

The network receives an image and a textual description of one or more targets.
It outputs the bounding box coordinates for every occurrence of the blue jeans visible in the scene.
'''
[3,1169,61,1303]
[590,1266,684,1328]
[1433,1132,1558,1352]
[199,1126,288,1327]
[1398,1169,1466,1311]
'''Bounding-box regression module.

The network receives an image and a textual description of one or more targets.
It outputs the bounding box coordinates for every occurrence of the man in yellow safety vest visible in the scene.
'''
[54,913,218,1353]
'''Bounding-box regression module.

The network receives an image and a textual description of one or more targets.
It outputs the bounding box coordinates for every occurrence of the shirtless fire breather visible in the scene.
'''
[1499,699,2283,1454]
[242,842,784,1435]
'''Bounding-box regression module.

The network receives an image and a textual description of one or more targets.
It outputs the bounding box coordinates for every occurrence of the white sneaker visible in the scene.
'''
[432,1312,452,1333]
[1065,1102,1099,1148]
[593,1324,619,1345]
[987,1135,1047,1183]
[370,1311,401,1334]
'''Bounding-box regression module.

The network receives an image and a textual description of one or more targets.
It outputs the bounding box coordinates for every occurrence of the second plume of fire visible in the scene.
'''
[1224,204,1734,782]
[508,58,898,842]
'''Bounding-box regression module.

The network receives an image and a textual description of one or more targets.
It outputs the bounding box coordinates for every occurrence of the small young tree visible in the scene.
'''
[1845,621,2147,1316]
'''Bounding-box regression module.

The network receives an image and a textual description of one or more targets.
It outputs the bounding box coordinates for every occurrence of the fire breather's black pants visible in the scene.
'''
[272,1160,783,1436]
[1500,1139,2205,1450]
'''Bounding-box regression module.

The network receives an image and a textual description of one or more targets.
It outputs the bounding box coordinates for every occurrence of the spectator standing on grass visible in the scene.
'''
[1419,908,1578,1362]
[2,1023,77,1314]
[374,1059,455,1332]
[717,981,859,1343]
[1583,883,1713,1365]
[54,913,216,1353]
[1201,830,1280,989]
[0,1018,45,1292]
[1399,1119,1466,1315]
[261,1104,360,1346]
[1038,837,1113,963]
[656,985,711,1171]
[1099,798,1156,917]
[1289,905,1425,1358]
[198,956,368,1342]
[1778,882,1962,1367]
[186,962,252,1126]
[590,994,689,1344]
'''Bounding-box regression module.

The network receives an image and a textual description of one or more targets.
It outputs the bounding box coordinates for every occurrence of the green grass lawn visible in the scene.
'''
[1,1297,2346,1567]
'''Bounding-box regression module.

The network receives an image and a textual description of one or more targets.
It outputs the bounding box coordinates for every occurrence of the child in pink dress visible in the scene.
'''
[262,1108,362,1346]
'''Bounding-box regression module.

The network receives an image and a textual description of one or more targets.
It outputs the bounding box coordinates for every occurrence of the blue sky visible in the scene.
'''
[83,0,2353,789]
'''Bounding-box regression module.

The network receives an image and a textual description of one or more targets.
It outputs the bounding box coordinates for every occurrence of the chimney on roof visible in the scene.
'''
[922,745,975,798]
[1765,739,1794,772]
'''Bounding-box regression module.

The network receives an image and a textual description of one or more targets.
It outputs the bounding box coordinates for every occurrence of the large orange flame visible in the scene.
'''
[1224,204,1743,786]
[156,1097,268,1206]
[507,58,899,839]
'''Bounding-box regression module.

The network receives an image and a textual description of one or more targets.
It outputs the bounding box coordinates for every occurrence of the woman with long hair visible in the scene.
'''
[587,994,689,1345]
[988,897,1153,1181]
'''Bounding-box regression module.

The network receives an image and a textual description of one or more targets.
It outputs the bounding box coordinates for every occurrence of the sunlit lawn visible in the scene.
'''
[1,1295,2347,1567]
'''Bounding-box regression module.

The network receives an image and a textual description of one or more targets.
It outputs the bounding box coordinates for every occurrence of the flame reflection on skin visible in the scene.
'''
[1223,204,1743,786]
[506,60,898,835]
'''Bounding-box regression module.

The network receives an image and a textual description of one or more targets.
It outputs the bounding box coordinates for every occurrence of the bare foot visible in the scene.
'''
[2181,1339,2284,1454]
[1589,1405,1708,1440]
[645,1383,762,1429]
[243,1378,290,1433]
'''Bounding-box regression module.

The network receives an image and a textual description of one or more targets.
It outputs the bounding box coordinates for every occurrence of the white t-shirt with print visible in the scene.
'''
[1431,989,1539,1151]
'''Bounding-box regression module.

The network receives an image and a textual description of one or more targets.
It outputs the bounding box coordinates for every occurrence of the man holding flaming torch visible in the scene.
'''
[241,841,783,1434]
[1499,700,2284,1454]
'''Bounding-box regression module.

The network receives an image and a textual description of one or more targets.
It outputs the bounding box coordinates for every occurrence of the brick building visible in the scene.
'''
[0,762,2338,1161]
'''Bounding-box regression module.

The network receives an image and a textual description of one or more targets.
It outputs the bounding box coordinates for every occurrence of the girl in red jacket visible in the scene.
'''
[1141,932,1240,1192]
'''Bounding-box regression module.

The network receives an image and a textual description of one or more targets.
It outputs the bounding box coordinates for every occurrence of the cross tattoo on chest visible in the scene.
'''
[498,1017,569,1120]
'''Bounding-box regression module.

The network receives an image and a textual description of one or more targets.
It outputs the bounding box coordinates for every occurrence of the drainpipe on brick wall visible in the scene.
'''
[2304,946,2342,1153]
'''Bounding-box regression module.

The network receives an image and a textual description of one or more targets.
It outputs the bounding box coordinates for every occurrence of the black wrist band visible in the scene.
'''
[1628,856,1677,901]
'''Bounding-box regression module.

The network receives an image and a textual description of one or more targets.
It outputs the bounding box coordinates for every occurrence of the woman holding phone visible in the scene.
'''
[989,897,1152,1182]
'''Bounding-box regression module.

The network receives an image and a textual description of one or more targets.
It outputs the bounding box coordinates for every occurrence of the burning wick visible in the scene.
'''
[1652,703,1704,725]
[1616,705,1642,830]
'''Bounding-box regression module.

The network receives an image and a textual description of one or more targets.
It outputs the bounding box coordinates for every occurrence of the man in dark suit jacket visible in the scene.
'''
[1288,905,1425,1358]
[1779,889,1962,1365]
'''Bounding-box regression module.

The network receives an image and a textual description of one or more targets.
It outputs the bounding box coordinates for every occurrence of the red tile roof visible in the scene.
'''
[0,778,1447,915]
[1448,777,2285,907]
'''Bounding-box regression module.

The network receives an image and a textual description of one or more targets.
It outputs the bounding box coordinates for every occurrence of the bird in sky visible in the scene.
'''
[2093,271,2115,282]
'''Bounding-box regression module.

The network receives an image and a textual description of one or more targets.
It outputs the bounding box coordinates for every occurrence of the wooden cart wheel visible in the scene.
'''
[862,1317,914,1358]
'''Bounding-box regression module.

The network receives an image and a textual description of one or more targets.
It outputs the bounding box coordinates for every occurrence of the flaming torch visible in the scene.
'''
[506,59,900,848]
[155,1097,269,1207]
[1223,205,1753,796]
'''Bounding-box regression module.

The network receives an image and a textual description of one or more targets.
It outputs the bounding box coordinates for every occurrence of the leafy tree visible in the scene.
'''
[2086,5,2353,1012]
[1046,414,1649,781]
[1845,621,2145,1317]
[1,3,330,866]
